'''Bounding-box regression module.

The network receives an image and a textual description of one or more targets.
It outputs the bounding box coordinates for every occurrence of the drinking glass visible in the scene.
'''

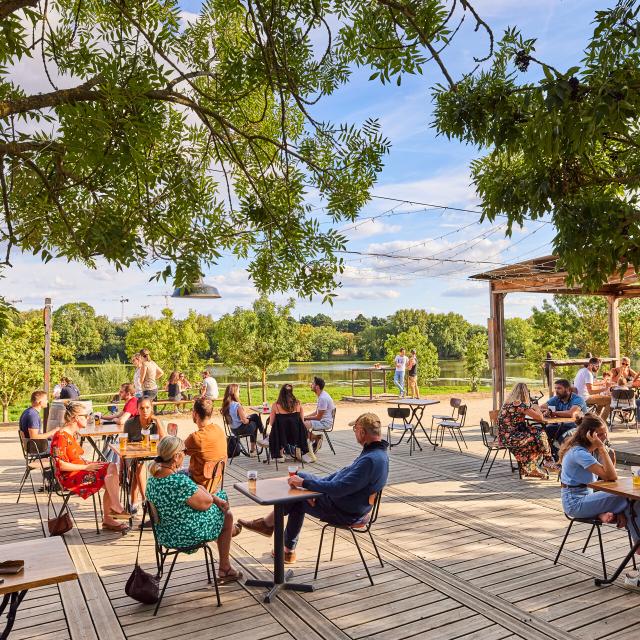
[632,467,640,488]
[141,429,150,448]
[150,434,159,453]
[118,434,128,452]
[247,469,258,490]
[288,465,298,478]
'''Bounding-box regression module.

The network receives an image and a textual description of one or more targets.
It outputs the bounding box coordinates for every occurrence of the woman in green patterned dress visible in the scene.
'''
[146,436,243,583]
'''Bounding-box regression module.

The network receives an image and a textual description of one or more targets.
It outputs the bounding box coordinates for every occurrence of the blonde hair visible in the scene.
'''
[63,401,86,425]
[149,436,185,477]
[504,382,531,406]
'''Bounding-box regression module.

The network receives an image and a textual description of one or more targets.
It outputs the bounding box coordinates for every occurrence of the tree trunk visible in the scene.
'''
[2,403,8,423]
[246,378,252,405]
[261,369,267,403]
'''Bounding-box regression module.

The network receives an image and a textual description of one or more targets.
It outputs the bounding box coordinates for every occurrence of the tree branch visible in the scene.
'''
[0,0,37,20]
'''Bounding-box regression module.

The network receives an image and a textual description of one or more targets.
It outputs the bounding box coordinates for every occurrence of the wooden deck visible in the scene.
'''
[2,425,640,640]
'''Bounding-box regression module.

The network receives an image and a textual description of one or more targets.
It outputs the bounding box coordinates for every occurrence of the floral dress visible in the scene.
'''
[497,401,554,475]
[51,430,109,498]
[146,473,226,550]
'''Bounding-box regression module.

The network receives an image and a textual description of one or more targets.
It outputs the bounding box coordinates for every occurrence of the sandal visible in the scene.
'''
[217,567,243,584]
[102,522,130,533]
[232,523,242,537]
[524,469,549,479]
[110,510,132,520]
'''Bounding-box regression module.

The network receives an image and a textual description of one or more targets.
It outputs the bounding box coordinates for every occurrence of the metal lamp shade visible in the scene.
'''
[172,279,221,299]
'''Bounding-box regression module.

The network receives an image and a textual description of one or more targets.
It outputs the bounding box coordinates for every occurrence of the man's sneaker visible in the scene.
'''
[313,434,323,453]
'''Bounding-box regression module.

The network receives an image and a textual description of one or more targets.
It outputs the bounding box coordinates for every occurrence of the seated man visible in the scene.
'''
[303,376,335,454]
[19,390,59,453]
[574,358,610,421]
[239,412,388,563]
[103,383,138,426]
[540,379,587,457]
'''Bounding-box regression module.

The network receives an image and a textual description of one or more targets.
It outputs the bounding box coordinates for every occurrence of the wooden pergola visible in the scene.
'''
[471,255,640,409]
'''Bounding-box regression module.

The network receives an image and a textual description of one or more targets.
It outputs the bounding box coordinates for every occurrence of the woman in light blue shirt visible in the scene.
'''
[560,414,638,538]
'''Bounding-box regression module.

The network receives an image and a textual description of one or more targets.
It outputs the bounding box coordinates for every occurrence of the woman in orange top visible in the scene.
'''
[184,397,227,490]
[51,402,130,532]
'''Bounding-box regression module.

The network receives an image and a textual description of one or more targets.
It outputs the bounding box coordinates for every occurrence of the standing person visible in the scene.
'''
[220,384,266,456]
[19,390,59,443]
[559,414,640,538]
[498,382,558,478]
[59,377,80,400]
[393,348,408,398]
[51,402,130,532]
[139,348,164,401]
[185,398,227,488]
[132,353,143,398]
[103,383,138,427]
[201,369,219,400]
[303,377,335,454]
[167,371,182,401]
[407,349,419,399]
[574,357,610,420]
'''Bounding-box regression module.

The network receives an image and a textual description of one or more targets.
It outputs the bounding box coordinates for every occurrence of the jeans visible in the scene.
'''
[232,415,265,443]
[562,488,640,542]
[394,371,405,396]
[283,495,363,549]
[143,389,158,401]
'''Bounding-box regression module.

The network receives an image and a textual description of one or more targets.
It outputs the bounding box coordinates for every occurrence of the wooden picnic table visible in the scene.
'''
[350,366,394,399]
[587,477,640,586]
[234,477,322,603]
[0,537,77,639]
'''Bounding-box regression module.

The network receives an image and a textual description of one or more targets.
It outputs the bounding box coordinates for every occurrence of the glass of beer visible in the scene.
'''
[141,429,150,448]
[247,470,258,491]
[118,434,128,453]
[94,413,101,426]
[288,465,298,478]
[150,434,159,453]
[632,467,640,488]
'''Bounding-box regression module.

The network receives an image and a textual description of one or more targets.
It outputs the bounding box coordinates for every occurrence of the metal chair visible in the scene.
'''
[203,459,225,494]
[554,513,637,579]
[386,407,420,455]
[479,419,516,478]
[431,398,462,434]
[222,415,259,463]
[314,491,384,586]
[609,388,637,431]
[434,405,468,451]
[17,431,49,505]
[145,500,221,616]
[47,455,102,535]
[311,407,337,455]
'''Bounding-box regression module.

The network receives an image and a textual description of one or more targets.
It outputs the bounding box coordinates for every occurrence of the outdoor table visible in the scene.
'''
[350,366,394,399]
[234,476,322,603]
[527,416,577,425]
[587,478,640,586]
[389,398,440,450]
[0,537,77,640]
[109,443,156,525]
[79,425,121,461]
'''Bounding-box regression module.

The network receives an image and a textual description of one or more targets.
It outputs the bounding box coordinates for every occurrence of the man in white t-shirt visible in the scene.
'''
[304,376,335,458]
[200,370,219,400]
[574,357,610,420]
[394,348,409,397]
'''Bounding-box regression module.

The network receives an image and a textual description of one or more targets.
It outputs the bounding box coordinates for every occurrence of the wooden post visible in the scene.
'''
[369,370,373,400]
[490,286,506,409]
[43,297,52,431]
[607,295,620,365]
[544,352,553,397]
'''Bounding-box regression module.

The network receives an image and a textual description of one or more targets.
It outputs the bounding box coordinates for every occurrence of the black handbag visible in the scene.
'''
[47,498,73,536]
[125,506,159,604]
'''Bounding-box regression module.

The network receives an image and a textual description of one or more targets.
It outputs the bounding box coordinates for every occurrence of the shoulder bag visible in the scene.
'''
[125,505,159,604]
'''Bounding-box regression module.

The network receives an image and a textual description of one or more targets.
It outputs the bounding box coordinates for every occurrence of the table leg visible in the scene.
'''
[413,407,437,447]
[87,436,108,462]
[244,504,314,602]
[595,499,640,586]
[0,590,28,640]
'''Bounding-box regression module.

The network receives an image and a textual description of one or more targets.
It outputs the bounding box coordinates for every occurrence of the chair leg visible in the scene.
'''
[458,429,468,449]
[314,525,328,580]
[368,530,384,568]
[450,429,463,452]
[485,449,500,479]
[205,545,221,606]
[325,432,336,455]
[554,519,574,565]
[628,530,638,570]
[92,493,100,534]
[479,449,491,472]
[582,524,595,553]
[16,467,30,504]
[350,530,374,586]
[154,553,179,616]
[330,528,337,561]
[596,524,607,581]
[203,545,212,584]
[508,450,517,473]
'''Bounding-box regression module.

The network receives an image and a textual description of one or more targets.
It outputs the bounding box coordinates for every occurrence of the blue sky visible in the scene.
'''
[3,0,604,323]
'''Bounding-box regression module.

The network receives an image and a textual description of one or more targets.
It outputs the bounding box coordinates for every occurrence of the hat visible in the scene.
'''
[348,412,382,430]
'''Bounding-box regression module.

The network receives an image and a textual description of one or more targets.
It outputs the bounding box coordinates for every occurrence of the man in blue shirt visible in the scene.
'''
[19,390,58,456]
[239,412,389,563]
[540,379,587,457]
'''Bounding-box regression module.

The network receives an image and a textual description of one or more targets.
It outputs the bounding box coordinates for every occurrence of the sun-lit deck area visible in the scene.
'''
[3,416,640,640]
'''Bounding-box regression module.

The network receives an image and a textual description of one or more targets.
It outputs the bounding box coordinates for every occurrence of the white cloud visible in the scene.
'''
[442,281,486,298]
[343,219,402,239]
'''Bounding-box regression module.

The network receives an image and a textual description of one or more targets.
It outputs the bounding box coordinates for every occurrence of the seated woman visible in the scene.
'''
[146,435,243,583]
[166,371,182,401]
[184,398,227,490]
[179,373,192,399]
[560,414,639,539]
[498,382,558,479]
[268,384,311,463]
[220,384,266,457]
[51,402,130,532]
[124,397,165,511]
